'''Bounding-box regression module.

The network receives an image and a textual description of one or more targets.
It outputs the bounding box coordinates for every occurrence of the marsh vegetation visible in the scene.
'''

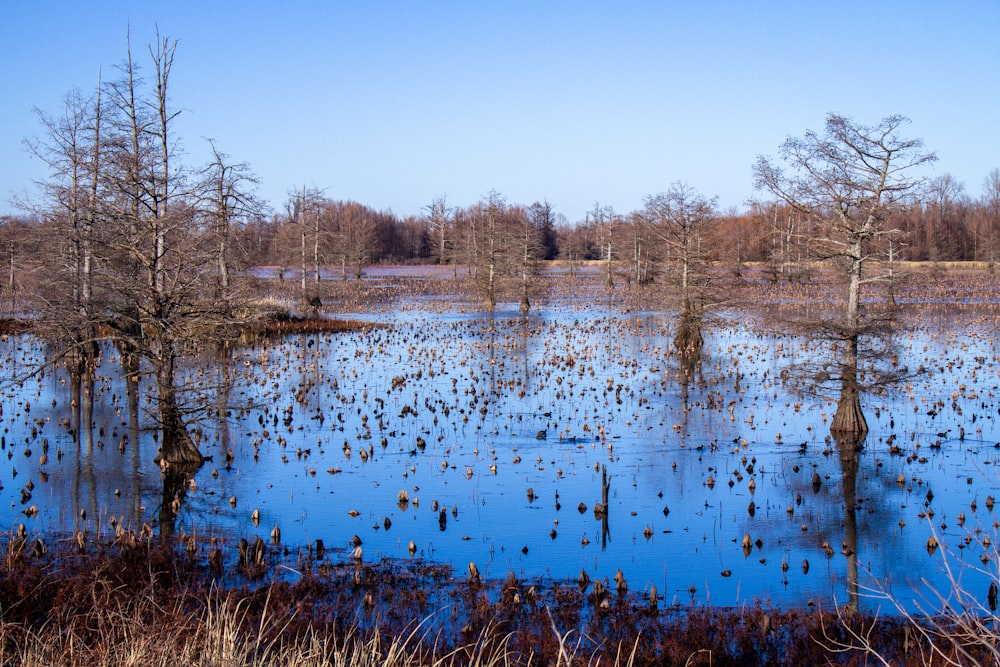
[1,264,999,664]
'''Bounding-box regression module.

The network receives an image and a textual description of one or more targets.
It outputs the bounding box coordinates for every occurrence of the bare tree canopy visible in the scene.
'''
[754,114,936,437]
[197,139,267,290]
[754,114,935,329]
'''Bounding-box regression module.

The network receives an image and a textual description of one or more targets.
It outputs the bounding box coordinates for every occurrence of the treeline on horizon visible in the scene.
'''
[5,26,1000,292]
[4,171,1000,284]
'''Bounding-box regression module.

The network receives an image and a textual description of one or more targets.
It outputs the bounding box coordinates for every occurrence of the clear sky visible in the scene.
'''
[3,1,998,223]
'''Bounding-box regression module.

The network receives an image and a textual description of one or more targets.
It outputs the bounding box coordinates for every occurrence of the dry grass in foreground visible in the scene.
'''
[0,535,991,666]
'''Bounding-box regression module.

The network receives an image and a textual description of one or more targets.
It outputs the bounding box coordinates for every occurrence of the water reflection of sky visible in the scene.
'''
[0,304,998,614]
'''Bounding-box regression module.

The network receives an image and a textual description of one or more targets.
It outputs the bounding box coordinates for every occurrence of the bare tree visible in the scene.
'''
[924,173,968,262]
[451,207,476,277]
[982,168,1000,270]
[470,191,509,309]
[337,201,378,280]
[588,203,619,289]
[642,182,719,356]
[284,186,325,303]
[754,113,935,436]
[514,204,541,312]
[425,195,453,268]
[198,139,266,290]
[96,31,212,466]
[0,217,17,300]
[24,81,106,321]
[752,200,812,283]
[527,200,559,261]
[23,80,106,458]
[556,215,590,278]
[622,211,654,285]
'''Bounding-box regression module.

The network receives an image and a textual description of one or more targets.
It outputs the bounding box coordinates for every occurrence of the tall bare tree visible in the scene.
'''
[754,113,935,437]
[27,31,269,474]
[284,186,325,303]
[981,168,1000,270]
[98,31,211,465]
[24,81,106,457]
[588,203,619,289]
[643,182,719,356]
[514,204,541,312]
[425,195,453,268]
[924,173,968,262]
[198,139,265,291]
[336,200,378,280]
[527,200,559,261]
[480,191,508,309]
[622,211,654,285]
[0,217,18,300]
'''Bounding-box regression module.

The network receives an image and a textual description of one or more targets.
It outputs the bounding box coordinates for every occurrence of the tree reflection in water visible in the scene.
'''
[836,428,863,614]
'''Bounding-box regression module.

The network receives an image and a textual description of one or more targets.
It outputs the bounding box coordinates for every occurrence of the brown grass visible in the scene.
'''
[0,533,989,666]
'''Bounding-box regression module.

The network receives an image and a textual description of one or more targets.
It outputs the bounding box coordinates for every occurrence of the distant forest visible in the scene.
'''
[4,170,1000,286]
[7,28,1000,294]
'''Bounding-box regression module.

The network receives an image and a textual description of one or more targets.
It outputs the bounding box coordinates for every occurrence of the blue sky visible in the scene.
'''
[3,1,998,222]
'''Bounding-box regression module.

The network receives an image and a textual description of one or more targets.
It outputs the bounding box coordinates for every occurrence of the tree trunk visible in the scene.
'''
[486,259,496,309]
[485,207,498,309]
[830,385,868,437]
[7,240,13,294]
[300,222,307,302]
[519,242,531,312]
[845,243,863,331]
[218,226,230,290]
[605,242,614,289]
[313,213,320,284]
[300,185,308,302]
[831,244,871,437]
[439,222,446,265]
[830,335,868,437]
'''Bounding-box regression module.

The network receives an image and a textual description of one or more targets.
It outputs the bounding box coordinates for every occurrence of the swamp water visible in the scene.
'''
[1,302,998,614]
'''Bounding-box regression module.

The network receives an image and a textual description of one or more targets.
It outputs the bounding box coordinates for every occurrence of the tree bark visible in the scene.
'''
[830,384,868,437]
[830,335,869,437]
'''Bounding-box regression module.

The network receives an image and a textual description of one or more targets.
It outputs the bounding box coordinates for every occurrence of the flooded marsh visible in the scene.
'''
[1,271,999,615]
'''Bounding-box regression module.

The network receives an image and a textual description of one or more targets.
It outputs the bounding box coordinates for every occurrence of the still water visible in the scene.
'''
[1,302,998,613]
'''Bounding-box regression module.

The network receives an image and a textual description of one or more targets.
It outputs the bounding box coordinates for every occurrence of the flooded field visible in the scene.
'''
[1,274,999,614]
